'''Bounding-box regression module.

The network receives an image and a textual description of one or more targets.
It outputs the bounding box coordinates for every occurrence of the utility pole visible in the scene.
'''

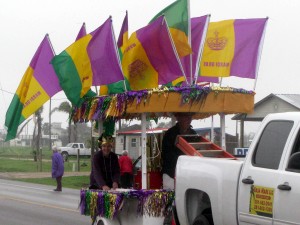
[37,111,42,172]
[49,98,52,151]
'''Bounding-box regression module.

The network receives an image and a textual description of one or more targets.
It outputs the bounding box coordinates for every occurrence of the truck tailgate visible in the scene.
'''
[175,156,244,225]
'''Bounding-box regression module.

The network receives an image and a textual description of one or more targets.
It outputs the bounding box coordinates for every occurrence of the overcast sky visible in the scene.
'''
[1,0,300,135]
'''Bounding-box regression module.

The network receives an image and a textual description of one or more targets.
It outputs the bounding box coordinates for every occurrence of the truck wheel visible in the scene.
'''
[61,152,68,162]
[97,221,104,225]
[192,215,211,225]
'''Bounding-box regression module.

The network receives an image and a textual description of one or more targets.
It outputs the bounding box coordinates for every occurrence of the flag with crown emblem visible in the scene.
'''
[122,15,185,90]
[200,18,268,79]
[181,15,219,84]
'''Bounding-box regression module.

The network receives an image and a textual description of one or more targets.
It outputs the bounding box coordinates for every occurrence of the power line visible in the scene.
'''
[0,88,68,101]
[0,88,13,95]
[0,84,8,109]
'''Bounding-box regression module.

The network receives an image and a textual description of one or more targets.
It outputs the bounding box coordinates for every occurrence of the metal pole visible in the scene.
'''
[38,112,42,171]
[240,120,244,147]
[141,113,147,189]
[211,116,214,142]
[40,147,43,172]
[77,148,80,172]
[49,98,52,151]
[220,113,226,150]
[91,121,95,163]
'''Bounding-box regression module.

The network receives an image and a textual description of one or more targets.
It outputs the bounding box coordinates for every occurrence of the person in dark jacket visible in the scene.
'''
[90,134,120,191]
[52,146,64,192]
[162,112,196,189]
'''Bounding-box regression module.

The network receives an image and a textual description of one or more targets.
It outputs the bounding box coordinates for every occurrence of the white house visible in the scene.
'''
[115,124,167,161]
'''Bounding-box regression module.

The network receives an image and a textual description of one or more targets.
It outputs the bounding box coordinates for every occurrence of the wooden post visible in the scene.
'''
[77,148,80,172]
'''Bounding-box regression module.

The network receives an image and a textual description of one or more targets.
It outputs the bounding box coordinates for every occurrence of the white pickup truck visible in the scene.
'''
[175,112,300,225]
[58,143,91,161]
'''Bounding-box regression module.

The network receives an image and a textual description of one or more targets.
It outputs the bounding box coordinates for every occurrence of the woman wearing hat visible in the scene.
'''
[90,134,120,191]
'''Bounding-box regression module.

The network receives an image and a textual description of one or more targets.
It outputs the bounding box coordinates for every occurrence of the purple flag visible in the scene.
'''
[230,19,268,78]
[117,11,128,49]
[5,35,61,141]
[121,15,185,90]
[88,17,124,85]
[31,35,62,96]
[75,22,87,41]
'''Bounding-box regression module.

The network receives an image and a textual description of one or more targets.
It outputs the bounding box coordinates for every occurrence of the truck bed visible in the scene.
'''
[175,156,244,225]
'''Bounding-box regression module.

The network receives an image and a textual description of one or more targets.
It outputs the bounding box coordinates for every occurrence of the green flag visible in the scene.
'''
[150,0,192,58]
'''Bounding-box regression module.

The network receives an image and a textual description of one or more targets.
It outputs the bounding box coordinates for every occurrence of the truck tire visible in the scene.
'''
[97,221,104,225]
[61,152,69,162]
[192,215,211,225]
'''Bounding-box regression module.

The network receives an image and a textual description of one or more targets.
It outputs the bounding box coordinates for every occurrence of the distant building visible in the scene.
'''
[51,122,64,136]
[9,122,65,148]
[194,127,237,154]
[233,93,300,147]
[116,125,167,160]
[116,125,238,157]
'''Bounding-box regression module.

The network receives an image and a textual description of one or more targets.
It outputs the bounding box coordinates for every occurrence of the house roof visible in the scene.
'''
[275,94,300,108]
[232,93,300,121]
[118,124,141,132]
[117,124,168,135]
[194,127,221,133]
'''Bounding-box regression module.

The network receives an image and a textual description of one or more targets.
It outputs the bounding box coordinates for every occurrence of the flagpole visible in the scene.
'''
[253,17,268,91]
[49,98,52,149]
[187,0,193,84]
[46,34,56,150]
[111,16,127,92]
[193,15,210,85]
[163,17,187,82]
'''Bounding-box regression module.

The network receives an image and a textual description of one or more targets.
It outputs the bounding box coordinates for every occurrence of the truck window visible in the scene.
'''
[80,144,84,148]
[287,128,300,172]
[253,121,293,169]
[73,144,78,148]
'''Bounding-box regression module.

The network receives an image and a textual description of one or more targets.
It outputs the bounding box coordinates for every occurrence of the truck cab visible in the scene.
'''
[238,113,300,225]
[175,112,300,225]
[59,143,90,161]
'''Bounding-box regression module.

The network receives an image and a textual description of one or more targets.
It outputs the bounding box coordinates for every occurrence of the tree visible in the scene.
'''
[32,106,43,167]
[16,118,32,138]
[57,101,72,143]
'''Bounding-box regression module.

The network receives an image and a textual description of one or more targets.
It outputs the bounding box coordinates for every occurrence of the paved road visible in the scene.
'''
[0,171,90,179]
[0,179,91,225]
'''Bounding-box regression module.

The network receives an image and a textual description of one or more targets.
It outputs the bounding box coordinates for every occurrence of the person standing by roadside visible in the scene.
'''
[52,146,64,192]
[118,150,133,188]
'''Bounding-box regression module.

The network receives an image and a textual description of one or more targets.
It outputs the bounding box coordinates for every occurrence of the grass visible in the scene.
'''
[0,146,52,159]
[16,176,90,189]
[0,157,92,172]
[0,146,91,189]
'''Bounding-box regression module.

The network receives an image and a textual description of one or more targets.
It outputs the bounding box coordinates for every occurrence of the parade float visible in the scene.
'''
[76,85,255,225]
[68,12,264,224]
[62,9,264,225]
